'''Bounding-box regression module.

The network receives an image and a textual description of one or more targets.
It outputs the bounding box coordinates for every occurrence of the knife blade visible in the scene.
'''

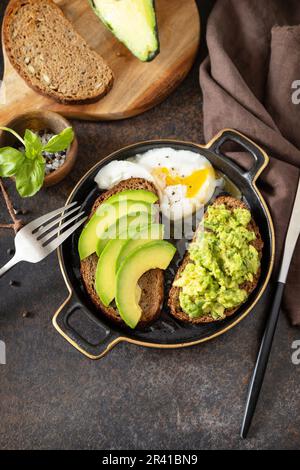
[279,176,300,283]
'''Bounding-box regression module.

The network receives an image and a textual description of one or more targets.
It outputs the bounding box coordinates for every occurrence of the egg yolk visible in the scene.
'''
[152,167,214,198]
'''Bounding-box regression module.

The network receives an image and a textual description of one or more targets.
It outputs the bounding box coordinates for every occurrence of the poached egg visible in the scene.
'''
[95,148,221,220]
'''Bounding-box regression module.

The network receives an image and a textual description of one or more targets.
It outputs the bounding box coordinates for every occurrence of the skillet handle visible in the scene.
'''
[52,293,121,360]
[207,129,269,184]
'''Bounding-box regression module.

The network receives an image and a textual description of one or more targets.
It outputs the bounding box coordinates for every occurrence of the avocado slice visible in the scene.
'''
[116,223,164,270]
[104,189,158,205]
[95,238,128,306]
[95,238,143,307]
[90,0,160,62]
[95,211,154,256]
[96,222,164,305]
[116,241,176,328]
[78,199,154,260]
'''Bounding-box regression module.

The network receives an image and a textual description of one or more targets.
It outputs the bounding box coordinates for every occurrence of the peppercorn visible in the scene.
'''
[22,311,32,318]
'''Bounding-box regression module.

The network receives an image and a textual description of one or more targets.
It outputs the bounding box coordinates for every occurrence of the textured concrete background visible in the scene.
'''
[0,0,300,451]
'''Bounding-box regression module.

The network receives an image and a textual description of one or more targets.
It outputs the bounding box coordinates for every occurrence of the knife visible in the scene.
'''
[241,176,300,438]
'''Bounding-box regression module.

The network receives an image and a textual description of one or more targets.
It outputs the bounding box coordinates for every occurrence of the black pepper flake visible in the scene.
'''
[22,311,32,318]
[10,280,20,287]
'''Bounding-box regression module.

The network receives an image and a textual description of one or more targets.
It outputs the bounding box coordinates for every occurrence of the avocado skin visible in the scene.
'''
[147,1,160,62]
[144,1,160,63]
[89,0,160,62]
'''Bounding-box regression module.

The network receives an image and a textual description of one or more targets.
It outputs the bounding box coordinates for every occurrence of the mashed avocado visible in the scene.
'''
[174,205,260,320]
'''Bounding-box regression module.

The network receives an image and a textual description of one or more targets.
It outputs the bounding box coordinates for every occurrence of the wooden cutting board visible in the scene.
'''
[0,0,200,123]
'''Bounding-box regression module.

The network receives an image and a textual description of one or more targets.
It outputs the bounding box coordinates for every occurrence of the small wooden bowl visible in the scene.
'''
[0,111,78,187]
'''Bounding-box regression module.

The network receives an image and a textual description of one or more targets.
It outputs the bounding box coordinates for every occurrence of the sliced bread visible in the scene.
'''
[168,196,264,324]
[3,0,114,104]
[80,178,164,328]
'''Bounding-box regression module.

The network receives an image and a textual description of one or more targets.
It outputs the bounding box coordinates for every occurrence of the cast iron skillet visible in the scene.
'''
[53,129,275,359]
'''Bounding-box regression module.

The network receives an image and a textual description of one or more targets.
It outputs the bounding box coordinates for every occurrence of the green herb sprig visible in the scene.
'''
[0,126,74,197]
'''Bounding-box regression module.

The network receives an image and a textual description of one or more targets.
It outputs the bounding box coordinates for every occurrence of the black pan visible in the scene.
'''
[53,129,275,359]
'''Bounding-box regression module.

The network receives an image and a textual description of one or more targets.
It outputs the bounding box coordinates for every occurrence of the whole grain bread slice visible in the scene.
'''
[168,196,264,324]
[3,0,114,104]
[80,178,164,328]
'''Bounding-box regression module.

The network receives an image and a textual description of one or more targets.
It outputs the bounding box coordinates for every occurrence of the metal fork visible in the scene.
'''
[0,202,87,278]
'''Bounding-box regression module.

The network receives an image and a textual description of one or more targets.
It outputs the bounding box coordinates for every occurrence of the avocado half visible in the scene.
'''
[90,0,160,62]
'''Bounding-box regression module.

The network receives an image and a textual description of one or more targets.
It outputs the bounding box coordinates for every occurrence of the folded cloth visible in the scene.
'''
[200,0,300,325]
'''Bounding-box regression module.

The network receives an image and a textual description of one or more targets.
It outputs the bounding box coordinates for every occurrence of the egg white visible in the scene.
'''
[131,148,211,176]
[94,160,154,189]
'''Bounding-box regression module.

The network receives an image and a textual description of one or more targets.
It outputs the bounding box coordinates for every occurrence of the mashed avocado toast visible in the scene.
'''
[168,196,263,323]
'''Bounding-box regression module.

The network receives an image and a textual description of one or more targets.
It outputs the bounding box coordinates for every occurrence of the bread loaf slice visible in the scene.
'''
[3,0,114,104]
[80,178,164,328]
[168,196,264,324]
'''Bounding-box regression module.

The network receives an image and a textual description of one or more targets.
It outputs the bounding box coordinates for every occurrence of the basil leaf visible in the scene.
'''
[42,127,74,153]
[0,147,25,177]
[37,154,46,164]
[15,158,45,198]
[24,129,43,160]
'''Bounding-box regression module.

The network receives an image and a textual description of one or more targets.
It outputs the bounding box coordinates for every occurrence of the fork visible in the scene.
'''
[0,202,87,278]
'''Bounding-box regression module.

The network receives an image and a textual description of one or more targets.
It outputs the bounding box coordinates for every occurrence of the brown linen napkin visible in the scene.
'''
[200,0,300,325]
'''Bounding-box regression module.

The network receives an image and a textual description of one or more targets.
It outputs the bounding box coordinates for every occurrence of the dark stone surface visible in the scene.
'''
[0,0,300,451]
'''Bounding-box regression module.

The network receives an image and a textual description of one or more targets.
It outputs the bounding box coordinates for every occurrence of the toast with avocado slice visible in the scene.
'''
[168,196,264,324]
[80,178,166,328]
